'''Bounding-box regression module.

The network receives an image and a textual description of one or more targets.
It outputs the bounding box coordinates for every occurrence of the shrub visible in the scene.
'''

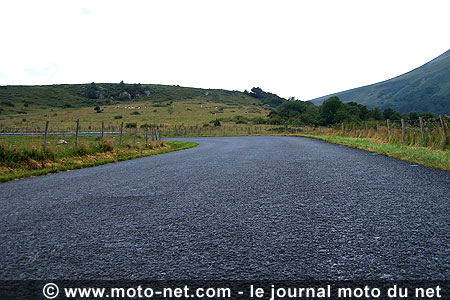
[125,122,137,128]
[72,146,89,156]
[99,137,115,152]
[114,115,123,119]
[131,111,140,115]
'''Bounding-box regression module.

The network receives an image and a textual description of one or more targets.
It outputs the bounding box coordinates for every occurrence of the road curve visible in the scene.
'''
[1,136,449,280]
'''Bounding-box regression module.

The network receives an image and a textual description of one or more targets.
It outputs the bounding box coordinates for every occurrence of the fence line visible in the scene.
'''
[0,116,448,150]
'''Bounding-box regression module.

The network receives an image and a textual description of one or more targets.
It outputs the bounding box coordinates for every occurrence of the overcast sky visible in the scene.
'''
[1,0,449,100]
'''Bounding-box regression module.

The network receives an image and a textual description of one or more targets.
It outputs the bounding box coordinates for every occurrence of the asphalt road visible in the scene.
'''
[1,136,449,280]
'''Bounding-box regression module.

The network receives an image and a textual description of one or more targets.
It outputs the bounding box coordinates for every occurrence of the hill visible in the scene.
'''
[309,49,450,115]
[0,83,285,128]
[0,83,283,114]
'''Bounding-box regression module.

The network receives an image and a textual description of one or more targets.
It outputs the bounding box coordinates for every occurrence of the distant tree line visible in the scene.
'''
[267,96,438,126]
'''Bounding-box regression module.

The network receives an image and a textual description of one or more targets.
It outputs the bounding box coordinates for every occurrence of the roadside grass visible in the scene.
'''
[299,134,450,171]
[0,136,197,182]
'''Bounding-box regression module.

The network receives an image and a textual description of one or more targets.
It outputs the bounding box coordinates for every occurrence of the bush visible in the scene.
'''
[125,122,137,128]
[72,146,89,156]
[114,115,123,119]
[99,138,115,152]
[131,111,140,115]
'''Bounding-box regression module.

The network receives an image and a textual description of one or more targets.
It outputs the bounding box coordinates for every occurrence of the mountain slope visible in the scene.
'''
[310,49,450,115]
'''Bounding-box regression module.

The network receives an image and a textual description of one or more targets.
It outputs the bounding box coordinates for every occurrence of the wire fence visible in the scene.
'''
[1,115,448,150]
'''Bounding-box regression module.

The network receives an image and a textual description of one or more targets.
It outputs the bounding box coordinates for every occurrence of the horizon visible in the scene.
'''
[1,0,449,100]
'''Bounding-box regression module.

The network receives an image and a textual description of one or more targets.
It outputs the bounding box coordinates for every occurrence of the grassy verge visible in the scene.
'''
[299,134,450,171]
[0,138,197,182]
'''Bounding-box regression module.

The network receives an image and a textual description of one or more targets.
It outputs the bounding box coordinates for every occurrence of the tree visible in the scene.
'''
[250,87,264,98]
[86,82,98,99]
[371,107,383,120]
[94,106,102,113]
[321,96,344,125]
[383,108,401,120]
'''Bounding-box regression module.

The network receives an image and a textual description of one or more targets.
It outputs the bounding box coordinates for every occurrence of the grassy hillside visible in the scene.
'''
[310,49,450,115]
[0,83,267,113]
[0,83,279,129]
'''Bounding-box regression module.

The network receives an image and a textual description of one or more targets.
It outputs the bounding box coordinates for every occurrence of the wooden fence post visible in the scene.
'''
[365,122,369,135]
[75,119,80,149]
[145,127,148,145]
[101,120,104,141]
[419,117,425,141]
[401,118,406,143]
[43,120,49,149]
[439,114,447,140]
[134,125,138,146]
[387,119,391,137]
[119,122,123,145]
[341,122,344,132]
[376,121,380,134]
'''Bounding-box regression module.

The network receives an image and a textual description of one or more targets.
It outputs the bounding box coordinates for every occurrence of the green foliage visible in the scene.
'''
[125,122,137,128]
[268,96,428,126]
[114,115,123,119]
[321,96,344,124]
[213,119,221,127]
[131,111,140,115]
[249,87,285,107]
[268,99,319,125]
